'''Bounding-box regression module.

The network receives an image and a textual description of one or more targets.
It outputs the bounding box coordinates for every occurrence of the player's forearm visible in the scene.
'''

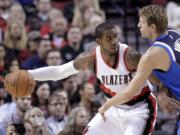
[103,91,132,110]
[28,61,79,81]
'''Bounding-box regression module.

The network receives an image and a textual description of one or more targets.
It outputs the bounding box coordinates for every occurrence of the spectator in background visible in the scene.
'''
[0,43,8,77]
[61,25,84,62]
[72,0,104,30]
[32,82,50,117]
[25,6,41,31]
[21,36,52,69]
[48,8,63,22]
[4,20,28,62]
[173,13,180,33]
[6,123,26,135]
[3,58,20,103]
[53,89,69,108]
[76,6,96,32]
[84,14,105,36]
[79,82,95,118]
[0,0,12,39]
[4,20,27,50]
[46,49,63,66]
[63,0,101,23]
[8,3,26,25]
[0,0,12,22]
[47,94,68,135]
[82,14,104,51]
[24,107,50,135]
[166,1,180,29]
[58,106,90,135]
[0,95,32,135]
[49,16,68,49]
[167,2,180,33]
[27,30,41,55]
[45,49,63,90]
[40,8,64,35]
[37,0,52,24]
[6,123,17,135]
[0,86,6,107]
[6,58,20,72]
[62,75,80,108]
[24,120,35,135]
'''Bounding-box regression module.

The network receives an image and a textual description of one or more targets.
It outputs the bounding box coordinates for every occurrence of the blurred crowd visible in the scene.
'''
[0,0,179,135]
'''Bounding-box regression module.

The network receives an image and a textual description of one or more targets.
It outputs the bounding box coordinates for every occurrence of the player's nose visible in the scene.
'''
[112,39,118,46]
[137,22,141,28]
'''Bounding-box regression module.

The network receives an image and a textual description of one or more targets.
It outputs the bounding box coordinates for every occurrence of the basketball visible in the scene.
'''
[4,70,36,98]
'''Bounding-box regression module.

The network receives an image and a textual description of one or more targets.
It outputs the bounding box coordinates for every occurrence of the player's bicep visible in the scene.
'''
[125,48,142,70]
[73,51,95,71]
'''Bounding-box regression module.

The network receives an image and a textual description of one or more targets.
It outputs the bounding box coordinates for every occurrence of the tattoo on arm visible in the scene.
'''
[73,50,95,71]
[125,48,142,70]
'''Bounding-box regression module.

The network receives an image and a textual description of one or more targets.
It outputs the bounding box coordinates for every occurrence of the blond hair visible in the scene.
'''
[140,5,168,34]
[9,3,26,24]
[24,107,44,121]
[4,20,28,50]
[58,107,90,135]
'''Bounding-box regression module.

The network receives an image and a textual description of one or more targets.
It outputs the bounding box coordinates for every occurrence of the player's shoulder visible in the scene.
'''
[76,47,96,60]
[74,47,96,71]
[124,45,141,59]
[148,46,167,55]
[122,44,142,70]
[142,46,167,64]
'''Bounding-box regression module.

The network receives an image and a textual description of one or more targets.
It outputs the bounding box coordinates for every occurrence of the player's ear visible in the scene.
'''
[96,38,101,45]
[151,24,157,32]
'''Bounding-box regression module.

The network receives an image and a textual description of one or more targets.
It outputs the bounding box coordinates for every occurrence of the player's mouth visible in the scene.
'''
[111,44,118,50]
[139,29,143,34]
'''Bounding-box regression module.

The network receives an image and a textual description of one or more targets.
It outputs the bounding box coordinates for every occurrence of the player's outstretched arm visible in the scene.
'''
[28,50,95,81]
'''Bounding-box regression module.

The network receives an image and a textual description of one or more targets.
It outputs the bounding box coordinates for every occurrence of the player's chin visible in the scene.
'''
[140,32,148,38]
[110,48,118,54]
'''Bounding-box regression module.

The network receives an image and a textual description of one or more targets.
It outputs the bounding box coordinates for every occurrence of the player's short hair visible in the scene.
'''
[140,5,168,34]
[95,22,115,39]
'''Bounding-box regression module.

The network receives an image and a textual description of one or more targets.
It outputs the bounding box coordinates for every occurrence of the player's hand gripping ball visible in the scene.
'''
[4,70,36,97]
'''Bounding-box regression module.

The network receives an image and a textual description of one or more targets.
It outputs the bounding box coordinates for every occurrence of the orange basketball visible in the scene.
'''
[4,70,36,98]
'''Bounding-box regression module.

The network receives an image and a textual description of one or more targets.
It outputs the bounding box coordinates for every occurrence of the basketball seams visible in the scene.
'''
[29,74,33,94]
[23,71,30,96]
[25,71,35,96]
[29,73,35,94]
[24,71,30,96]
[16,71,22,97]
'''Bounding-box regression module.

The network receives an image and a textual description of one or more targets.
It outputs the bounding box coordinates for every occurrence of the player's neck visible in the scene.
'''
[100,47,116,58]
[151,31,167,41]
[101,49,117,67]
